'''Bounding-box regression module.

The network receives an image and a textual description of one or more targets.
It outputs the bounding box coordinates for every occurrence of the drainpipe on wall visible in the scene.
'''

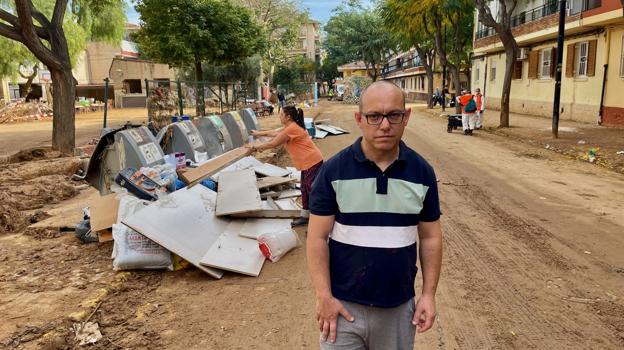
[598,29,611,125]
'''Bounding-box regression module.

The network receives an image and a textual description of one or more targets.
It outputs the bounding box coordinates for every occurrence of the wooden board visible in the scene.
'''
[274,198,301,210]
[256,176,295,189]
[179,147,249,186]
[329,125,348,133]
[89,194,120,232]
[211,156,263,182]
[215,168,262,216]
[230,209,300,219]
[199,221,266,277]
[122,186,229,279]
[277,189,301,199]
[239,218,292,239]
[253,163,291,177]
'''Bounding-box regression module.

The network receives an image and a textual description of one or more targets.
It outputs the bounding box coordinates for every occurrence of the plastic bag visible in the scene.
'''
[257,229,299,262]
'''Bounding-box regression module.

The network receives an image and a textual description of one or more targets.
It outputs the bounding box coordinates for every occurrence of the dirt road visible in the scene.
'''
[0,108,148,157]
[1,101,623,349]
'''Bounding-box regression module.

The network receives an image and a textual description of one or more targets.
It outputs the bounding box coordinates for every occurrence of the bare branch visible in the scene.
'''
[0,8,20,27]
[52,0,68,27]
[28,0,51,28]
[14,0,62,70]
[0,22,23,42]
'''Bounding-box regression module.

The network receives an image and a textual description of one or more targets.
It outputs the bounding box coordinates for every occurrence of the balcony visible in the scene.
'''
[381,56,422,76]
[475,0,601,40]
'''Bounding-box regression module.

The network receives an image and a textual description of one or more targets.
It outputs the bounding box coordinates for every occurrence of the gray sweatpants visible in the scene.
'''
[320,298,416,350]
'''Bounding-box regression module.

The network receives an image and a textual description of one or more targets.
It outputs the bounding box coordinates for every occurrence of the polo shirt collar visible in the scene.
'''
[351,137,409,163]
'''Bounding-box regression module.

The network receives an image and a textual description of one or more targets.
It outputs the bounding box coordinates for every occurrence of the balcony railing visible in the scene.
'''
[381,56,422,76]
[475,0,588,40]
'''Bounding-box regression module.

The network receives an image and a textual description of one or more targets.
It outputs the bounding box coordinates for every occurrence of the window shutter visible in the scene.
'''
[513,61,523,79]
[528,51,539,79]
[566,44,575,77]
[587,39,597,76]
[550,47,558,77]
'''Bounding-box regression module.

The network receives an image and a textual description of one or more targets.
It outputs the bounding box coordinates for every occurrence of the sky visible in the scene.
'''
[125,0,373,26]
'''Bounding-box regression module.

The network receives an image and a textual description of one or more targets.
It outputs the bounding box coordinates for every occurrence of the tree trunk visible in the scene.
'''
[500,46,516,127]
[195,59,205,116]
[426,68,434,108]
[50,67,76,154]
[452,67,461,114]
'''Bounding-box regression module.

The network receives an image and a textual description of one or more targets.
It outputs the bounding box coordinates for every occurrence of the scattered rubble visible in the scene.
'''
[0,100,53,124]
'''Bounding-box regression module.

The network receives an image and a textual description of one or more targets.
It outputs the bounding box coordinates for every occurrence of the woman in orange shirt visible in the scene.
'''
[248,106,324,227]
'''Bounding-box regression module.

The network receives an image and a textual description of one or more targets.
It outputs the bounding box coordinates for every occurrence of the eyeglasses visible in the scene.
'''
[363,112,405,125]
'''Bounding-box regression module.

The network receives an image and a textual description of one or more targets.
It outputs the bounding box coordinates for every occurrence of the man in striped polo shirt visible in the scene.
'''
[307,81,443,349]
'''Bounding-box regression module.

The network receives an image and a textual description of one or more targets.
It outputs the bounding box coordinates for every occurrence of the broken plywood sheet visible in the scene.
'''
[274,198,302,210]
[199,221,265,277]
[215,168,262,216]
[316,124,347,135]
[277,189,302,199]
[253,162,291,177]
[239,218,292,239]
[179,147,249,186]
[314,129,329,139]
[122,186,229,278]
[256,176,295,189]
[211,156,263,182]
[231,209,300,219]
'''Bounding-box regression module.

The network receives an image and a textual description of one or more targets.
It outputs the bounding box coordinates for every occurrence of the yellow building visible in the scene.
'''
[337,61,376,79]
[472,0,624,126]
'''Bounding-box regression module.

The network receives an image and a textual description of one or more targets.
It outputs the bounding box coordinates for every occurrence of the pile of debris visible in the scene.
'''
[85,146,305,278]
[0,100,53,124]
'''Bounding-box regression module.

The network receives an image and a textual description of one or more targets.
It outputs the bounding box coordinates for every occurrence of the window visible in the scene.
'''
[123,79,142,94]
[8,83,20,100]
[620,35,624,78]
[539,48,552,79]
[575,41,588,77]
[490,60,496,81]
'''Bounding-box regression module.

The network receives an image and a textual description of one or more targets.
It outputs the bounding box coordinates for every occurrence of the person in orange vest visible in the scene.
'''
[458,90,477,136]
[474,88,485,129]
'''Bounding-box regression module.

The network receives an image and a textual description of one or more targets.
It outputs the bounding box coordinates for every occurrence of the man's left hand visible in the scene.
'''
[412,294,436,333]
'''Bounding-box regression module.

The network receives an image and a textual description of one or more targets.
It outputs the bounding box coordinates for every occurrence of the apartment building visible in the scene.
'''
[288,20,322,63]
[472,0,624,126]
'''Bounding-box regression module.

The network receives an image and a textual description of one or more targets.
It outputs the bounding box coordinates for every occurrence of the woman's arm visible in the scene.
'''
[251,130,290,152]
[251,128,282,137]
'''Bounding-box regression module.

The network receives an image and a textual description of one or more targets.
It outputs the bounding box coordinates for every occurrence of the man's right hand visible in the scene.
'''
[316,295,354,343]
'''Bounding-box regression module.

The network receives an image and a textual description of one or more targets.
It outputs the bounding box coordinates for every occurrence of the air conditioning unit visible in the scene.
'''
[517,48,529,60]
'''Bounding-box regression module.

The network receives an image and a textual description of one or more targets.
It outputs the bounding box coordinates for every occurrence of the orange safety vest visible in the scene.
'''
[476,94,483,110]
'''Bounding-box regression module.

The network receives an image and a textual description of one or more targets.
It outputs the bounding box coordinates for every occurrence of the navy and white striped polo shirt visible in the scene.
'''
[310,137,440,308]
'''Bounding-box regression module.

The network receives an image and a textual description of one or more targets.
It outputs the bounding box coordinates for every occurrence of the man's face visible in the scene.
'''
[355,85,411,152]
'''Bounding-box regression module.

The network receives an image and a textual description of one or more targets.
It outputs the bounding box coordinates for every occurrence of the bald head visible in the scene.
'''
[359,81,406,112]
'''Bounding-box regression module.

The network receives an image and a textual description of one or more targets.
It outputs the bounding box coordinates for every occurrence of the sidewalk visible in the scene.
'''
[415,105,624,175]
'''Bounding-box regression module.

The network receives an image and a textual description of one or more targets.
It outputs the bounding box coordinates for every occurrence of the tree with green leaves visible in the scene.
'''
[232,0,307,84]
[474,0,519,127]
[324,3,397,82]
[273,55,316,95]
[0,0,126,153]
[318,58,339,93]
[135,0,264,116]
[382,0,437,108]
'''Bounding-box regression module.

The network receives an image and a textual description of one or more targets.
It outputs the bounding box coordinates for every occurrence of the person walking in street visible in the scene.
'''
[474,88,485,129]
[307,81,443,349]
[433,87,442,106]
[458,89,477,135]
[247,106,323,227]
[277,90,286,112]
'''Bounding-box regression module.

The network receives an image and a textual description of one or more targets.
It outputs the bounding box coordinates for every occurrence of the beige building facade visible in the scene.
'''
[1,24,177,108]
[472,0,624,126]
[288,20,322,63]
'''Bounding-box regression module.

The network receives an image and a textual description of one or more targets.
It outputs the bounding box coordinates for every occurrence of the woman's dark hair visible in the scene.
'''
[283,105,305,130]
